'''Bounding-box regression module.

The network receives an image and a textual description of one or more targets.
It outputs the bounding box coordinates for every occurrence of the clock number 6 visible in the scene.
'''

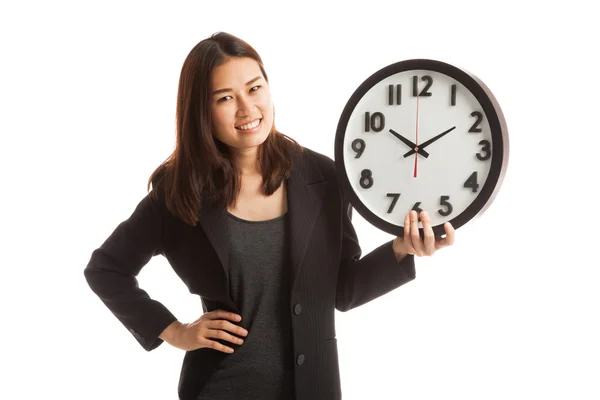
[411,202,423,221]
[359,169,374,189]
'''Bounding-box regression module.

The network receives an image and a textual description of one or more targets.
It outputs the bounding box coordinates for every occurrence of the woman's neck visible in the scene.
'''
[231,147,261,177]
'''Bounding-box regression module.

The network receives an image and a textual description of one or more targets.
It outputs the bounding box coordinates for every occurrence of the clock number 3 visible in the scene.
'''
[476,139,491,161]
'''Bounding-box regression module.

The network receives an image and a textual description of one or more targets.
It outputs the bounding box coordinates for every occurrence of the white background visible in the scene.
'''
[1,1,599,399]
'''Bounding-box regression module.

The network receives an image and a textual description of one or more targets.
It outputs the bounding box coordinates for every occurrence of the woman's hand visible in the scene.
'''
[393,210,455,260]
[168,310,248,353]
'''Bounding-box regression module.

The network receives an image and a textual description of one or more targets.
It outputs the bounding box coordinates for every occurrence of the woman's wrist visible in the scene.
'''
[159,320,183,344]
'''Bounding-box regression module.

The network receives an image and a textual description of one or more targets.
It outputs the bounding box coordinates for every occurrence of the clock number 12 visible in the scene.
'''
[412,76,433,97]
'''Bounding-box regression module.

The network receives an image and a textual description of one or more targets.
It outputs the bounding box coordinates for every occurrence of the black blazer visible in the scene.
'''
[84,147,416,400]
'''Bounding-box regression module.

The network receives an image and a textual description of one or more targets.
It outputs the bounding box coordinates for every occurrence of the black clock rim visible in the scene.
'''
[334,58,509,238]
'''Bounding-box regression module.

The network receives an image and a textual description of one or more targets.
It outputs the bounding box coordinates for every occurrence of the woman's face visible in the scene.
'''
[210,57,274,152]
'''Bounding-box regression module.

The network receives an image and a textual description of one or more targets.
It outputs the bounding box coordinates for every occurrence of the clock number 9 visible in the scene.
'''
[476,139,491,161]
[364,112,385,132]
[351,139,366,158]
[359,169,373,189]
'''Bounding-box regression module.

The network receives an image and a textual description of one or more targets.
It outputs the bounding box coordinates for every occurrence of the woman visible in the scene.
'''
[84,32,455,400]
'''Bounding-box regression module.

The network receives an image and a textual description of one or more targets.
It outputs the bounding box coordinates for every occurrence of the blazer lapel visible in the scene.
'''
[287,149,326,288]
[198,201,230,277]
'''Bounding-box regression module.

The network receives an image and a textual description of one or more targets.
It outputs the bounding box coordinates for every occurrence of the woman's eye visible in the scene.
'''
[218,95,232,103]
[250,85,261,92]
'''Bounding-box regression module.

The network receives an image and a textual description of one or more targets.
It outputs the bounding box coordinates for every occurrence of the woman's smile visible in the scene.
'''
[235,118,262,133]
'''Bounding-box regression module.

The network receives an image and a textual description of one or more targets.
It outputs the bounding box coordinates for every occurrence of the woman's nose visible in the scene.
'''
[236,95,255,117]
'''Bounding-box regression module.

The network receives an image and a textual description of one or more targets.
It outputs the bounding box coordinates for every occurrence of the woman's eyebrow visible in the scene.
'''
[212,76,263,96]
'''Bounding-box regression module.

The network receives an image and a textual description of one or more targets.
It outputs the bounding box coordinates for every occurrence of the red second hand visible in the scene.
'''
[413,95,419,178]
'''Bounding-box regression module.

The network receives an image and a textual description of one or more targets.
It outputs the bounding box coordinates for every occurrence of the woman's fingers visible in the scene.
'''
[403,212,416,254]
[400,211,456,258]
[420,211,436,256]
[205,310,242,322]
[194,309,249,353]
[207,319,248,339]
[206,327,245,344]
[410,211,424,256]
[200,337,236,354]
[435,222,455,250]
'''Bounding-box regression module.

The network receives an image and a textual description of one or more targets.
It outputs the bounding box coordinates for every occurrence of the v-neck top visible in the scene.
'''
[197,211,295,400]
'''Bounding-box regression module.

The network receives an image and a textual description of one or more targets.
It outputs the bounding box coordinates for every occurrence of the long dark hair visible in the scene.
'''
[147,32,303,226]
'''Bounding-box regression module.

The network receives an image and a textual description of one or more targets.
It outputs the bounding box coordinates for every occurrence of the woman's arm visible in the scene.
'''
[83,192,178,351]
[335,200,416,312]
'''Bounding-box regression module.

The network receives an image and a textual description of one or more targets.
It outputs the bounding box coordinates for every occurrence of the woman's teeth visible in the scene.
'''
[236,119,261,130]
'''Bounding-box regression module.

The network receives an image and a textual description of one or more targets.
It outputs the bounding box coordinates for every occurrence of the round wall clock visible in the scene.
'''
[334,59,509,238]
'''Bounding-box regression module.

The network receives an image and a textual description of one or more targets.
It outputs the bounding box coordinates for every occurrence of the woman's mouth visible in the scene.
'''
[235,118,262,133]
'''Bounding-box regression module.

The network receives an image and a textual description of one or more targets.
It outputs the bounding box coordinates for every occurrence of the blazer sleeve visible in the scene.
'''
[83,192,178,351]
[335,198,416,312]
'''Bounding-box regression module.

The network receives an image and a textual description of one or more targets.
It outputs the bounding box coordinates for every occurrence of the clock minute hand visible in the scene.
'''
[403,126,456,158]
[388,129,429,158]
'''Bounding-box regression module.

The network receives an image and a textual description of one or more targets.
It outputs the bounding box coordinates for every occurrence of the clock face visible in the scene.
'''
[335,59,508,237]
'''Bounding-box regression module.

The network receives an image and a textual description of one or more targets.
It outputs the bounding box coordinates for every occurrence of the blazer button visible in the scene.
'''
[293,304,302,315]
[296,354,305,366]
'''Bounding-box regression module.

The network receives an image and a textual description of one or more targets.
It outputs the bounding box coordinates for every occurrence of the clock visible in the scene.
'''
[334,59,509,238]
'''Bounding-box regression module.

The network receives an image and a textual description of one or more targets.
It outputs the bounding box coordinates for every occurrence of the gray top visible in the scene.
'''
[197,211,295,400]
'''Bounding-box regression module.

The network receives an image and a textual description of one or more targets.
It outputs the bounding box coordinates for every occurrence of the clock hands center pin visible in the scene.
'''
[403,126,457,158]
[388,129,429,158]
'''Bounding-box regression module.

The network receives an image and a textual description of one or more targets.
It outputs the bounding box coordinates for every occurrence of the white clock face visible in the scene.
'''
[342,69,494,229]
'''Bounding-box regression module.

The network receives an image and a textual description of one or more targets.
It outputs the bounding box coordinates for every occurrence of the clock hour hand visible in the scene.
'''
[388,129,429,158]
[403,126,456,158]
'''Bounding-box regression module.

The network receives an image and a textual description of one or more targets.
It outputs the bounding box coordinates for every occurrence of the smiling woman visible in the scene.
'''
[148,32,302,226]
[83,31,451,400]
